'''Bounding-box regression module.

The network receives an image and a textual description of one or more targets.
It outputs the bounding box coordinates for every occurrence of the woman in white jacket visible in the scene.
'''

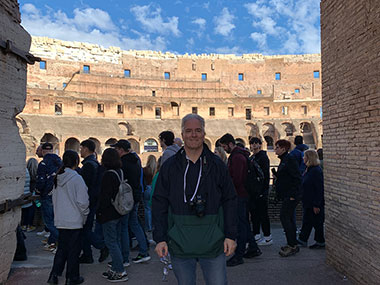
[48,150,89,285]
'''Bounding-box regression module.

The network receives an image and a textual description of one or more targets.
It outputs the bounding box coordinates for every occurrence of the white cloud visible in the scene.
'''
[192,18,206,30]
[250,32,267,50]
[130,5,181,37]
[20,4,168,51]
[213,46,243,55]
[214,8,235,37]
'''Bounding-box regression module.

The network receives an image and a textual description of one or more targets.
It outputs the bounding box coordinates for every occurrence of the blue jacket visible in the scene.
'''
[80,154,101,209]
[301,166,324,208]
[36,153,62,196]
[290,144,309,174]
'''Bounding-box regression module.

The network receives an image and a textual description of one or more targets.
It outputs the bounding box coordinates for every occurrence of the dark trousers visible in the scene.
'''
[280,199,299,247]
[249,195,271,237]
[21,205,36,226]
[81,208,95,258]
[299,207,325,244]
[51,228,82,280]
[236,197,258,258]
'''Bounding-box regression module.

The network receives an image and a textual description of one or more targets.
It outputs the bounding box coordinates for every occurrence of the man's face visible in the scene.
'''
[36,146,43,158]
[80,146,88,158]
[274,145,286,156]
[181,118,205,151]
[220,143,232,154]
[250,142,261,153]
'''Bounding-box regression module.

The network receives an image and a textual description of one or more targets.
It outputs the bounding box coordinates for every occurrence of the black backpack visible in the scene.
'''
[245,156,265,198]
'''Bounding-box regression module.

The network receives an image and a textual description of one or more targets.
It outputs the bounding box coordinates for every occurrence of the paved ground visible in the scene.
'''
[7,224,351,284]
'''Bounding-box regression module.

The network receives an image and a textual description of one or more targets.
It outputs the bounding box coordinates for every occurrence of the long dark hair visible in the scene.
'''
[101,148,122,170]
[54,150,79,187]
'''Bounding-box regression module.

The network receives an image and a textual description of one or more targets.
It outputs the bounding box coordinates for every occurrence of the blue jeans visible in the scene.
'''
[102,218,124,273]
[92,220,106,250]
[41,195,58,244]
[119,213,130,263]
[236,197,258,258]
[128,203,148,255]
[143,186,152,232]
[171,253,227,285]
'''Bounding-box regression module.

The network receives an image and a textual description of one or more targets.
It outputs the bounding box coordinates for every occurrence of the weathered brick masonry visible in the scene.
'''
[321,0,380,283]
[0,0,31,283]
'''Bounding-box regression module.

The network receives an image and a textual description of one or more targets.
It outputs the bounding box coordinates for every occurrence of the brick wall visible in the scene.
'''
[321,0,380,283]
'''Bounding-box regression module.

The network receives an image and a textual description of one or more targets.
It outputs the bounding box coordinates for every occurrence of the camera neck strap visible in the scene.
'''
[183,156,202,203]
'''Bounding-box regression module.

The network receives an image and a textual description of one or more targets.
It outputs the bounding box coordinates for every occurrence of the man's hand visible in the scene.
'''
[224,238,236,257]
[155,241,168,258]
[313,207,320,214]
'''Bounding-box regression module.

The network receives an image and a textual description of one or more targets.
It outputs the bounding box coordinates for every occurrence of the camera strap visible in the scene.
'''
[183,156,202,203]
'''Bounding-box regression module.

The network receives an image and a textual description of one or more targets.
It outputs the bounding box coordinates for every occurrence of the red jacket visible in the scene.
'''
[227,146,250,198]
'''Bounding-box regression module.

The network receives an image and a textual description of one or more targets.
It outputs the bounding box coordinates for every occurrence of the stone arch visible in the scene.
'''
[144,138,158,152]
[281,122,296,137]
[16,117,29,134]
[204,138,212,150]
[105,138,118,146]
[88,137,102,154]
[262,123,279,150]
[118,122,134,135]
[245,123,260,140]
[64,137,80,152]
[41,133,60,154]
[300,122,317,149]
[128,138,140,154]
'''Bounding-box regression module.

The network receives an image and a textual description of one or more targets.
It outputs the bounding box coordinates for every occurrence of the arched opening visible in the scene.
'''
[204,138,212,150]
[144,138,158,152]
[64,137,80,152]
[300,122,316,149]
[88,137,102,154]
[264,136,274,150]
[40,133,60,154]
[16,117,29,134]
[118,122,133,135]
[105,138,118,147]
[246,123,260,140]
[235,138,246,148]
[128,138,140,154]
[282,122,296,137]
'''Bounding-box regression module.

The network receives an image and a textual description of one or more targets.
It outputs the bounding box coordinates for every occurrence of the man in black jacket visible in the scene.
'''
[112,140,150,264]
[153,114,237,284]
[78,139,108,263]
[248,137,272,245]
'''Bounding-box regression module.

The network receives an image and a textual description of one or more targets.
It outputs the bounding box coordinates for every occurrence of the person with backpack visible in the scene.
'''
[36,142,62,252]
[47,150,89,285]
[248,137,272,246]
[78,139,108,264]
[96,148,129,282]
[219,133,262,267]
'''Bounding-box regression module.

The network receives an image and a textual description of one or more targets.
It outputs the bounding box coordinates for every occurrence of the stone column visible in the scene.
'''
[0,1,31,282]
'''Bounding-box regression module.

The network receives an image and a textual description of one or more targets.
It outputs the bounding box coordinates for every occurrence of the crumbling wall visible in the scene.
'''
[0,0,30,282]
[321,0,380,283]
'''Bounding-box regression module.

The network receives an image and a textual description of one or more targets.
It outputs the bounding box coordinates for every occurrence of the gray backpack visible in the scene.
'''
[108,170,134,215]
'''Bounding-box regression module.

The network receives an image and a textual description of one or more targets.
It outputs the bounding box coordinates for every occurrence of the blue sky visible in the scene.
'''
[19,0,321,55]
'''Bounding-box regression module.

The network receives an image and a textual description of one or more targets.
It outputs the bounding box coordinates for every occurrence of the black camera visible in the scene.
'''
[189,195,206,217]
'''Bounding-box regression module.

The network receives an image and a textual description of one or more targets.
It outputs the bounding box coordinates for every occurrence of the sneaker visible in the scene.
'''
[279,245,299,257]
[254,234,261,241]
[26,226,36,232]
[309,242,325,249]
[243,248,262,258]
[107,271,128,282]
[99,247,109,263]
[132,253,151,264]
[21,225,27,231]
[36,230,47,236]
[44,243,56,251]
[108,261,130,268]
[51,248,57,254]
[226,255,244,267]
[257,236,273,246]
[44,232,51,238]
[102,270,113,279]
[296,238,307,247]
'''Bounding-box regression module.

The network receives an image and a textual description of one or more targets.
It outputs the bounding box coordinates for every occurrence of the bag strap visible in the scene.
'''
[107,169,124,182]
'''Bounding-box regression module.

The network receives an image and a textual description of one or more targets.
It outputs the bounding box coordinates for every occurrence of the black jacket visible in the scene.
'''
[36,153,62,196]
[301,166,324,208]
[121,152,142,203]
[152,144,237,245]
[274,152,302,200]
[252,150,270,196]
[96,168,122,224]
[80,154,100,208]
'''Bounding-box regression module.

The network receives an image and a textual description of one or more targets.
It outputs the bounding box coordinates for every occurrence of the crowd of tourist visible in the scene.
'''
[17,113,325,284]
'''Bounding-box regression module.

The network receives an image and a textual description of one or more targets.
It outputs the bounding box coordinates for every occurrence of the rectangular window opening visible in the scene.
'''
[83,65,90,74]
[202,73,207,81]
[314,70,320,79]
[303,106,308,115]
[209,107,215,116]
[245,108,252,120]
[136,106,143,115]
[192,107,198,114]
[257,89,262,95]
[40,60,46,70]
[124,69,131,77]
[55,103,62,115]
[275,72,281,80]
[295,88,300,94]
[228,107,234,117]
[76,102,83,113]
[238,73,244,81]
[282,106,288,115]
[152,90,156,97]
[264,107,270,116]
[97,104,104,113]
[117,104,124,114]
[33,99,40,110]
[164,72,170,80]
[155,107,162,119]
